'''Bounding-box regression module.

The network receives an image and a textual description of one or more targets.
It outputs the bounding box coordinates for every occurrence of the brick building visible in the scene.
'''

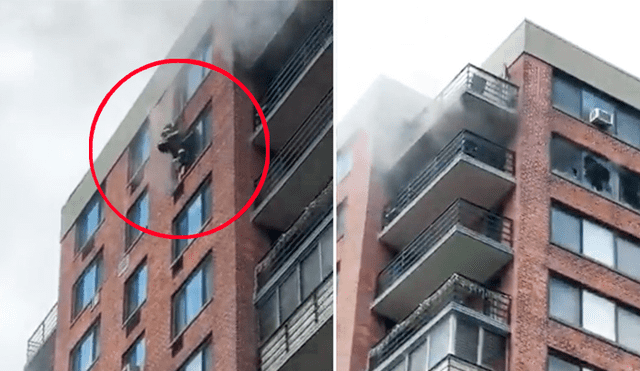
[24,1,333,371]
[337,20,640,371]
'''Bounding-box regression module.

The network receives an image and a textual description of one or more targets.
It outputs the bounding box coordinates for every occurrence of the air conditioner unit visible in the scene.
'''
[90,292,100,310]
[589,108,613,127]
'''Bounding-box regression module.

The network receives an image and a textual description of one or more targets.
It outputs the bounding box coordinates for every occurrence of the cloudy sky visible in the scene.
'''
[2,0,640,370]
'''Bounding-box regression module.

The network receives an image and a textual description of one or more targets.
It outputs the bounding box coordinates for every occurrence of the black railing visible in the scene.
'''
[256,204,332,290]
[255,89,332,204]
[259,275,333,371]
[254,10,333,128]
[383,130,514,226]
[438,64,518,110]
[370,274,510,370]
[26,303,57,363]
[378,199,513,296]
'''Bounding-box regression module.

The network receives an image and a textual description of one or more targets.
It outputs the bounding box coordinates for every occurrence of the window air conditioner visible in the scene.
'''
[589,108,613,128]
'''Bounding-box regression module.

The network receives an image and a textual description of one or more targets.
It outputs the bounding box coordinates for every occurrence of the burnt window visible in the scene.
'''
[619,168,640,209]
[551,137,582,182]
[583,153,612,195]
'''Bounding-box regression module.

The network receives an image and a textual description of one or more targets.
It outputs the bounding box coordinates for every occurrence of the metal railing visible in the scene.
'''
[254,10,333,128]
[26,303,58,363]
[383,130,514,226]
[378,199,513,296]
[438,64,518,110]
[255,89,332,204]
[259,275,333,371]
[256,203,332,290]
[370,275,510,369]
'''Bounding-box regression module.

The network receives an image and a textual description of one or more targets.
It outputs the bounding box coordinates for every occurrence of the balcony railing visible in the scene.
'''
[378,199,512,296]
[438,64,518,111]
[255,199,332,290]
[383,130,514,226]
[254,10,333,128]
[259,275,333,371]
[255,89,332,204]
[370,275,510,370]
[26,303,57,363]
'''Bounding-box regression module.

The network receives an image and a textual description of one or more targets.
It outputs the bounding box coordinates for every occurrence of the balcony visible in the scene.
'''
[25,303,57,371]
[369,275,509,371]
[259,276,333,371]
[374,200,513,322]
[252,90,333,231]
[381,131,515,249]
[252,10,333,151]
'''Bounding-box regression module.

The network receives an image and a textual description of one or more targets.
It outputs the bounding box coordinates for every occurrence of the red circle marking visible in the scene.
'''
[89,58,270,239]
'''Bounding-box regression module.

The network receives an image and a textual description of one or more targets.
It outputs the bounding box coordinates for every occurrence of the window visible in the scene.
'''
[73,256,102,317]
[337,148,353,182]
[337,202,346,238]
[71,322,99,371]
[552,71,640,147]
[619,168,640,210]
[548,354,598,371]
[185,38,213,101]
[126,191,149,248]
[257,224,333,341]
[180,105,212,167]
[408,341,427,371]
[124,263,147,320]
[76,194,103,251]
[123,336,145,368]
[172,255,213,335]
[129,121,150,180]
[178,342,210,371]
[428,318,449,369]
[549,276,640,351]
[550,205,640,279]
[173,181,212,259]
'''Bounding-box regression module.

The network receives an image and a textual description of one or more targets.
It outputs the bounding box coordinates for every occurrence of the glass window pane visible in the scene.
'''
[83,264,97,307]
[582,90,616,124]
[617,110,640,148]
[391,359,406,371]
[619,168,640,210]
[552,75,581,117]
[337,150,352,182]
[455,317,478,364]
[184,348,204,371]
[337,203,346,238]
[582,290,616,341]
[617,307,640,353]
[548,355,580,371]
[549,277,580,326]
[551,208,581,253]
[138,266,147,305]
[139,192,149,228]
[550,137,582,182]
[428,317,450,369]
[279,270,299,322]
[583,154,613,195]
[185,269,204,323]
[186,65,200,100]
[86,200,100,238]
[301,247,321,299]
[582,220,614,267]
[258,291,278,340]
[187,195,203,235]
[481,330,506,371]
[174,291,186,333]
[616,237,640,280]
[320,226,333,278]
[408,340,427,371]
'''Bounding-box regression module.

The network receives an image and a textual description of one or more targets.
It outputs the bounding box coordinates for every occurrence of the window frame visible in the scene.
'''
[75,193,104,252]
[71,320,100,371]
[180,103,213,172]
[171,253,213,337]
[72,254,103,318]
[124,261,148,323]
[128,120,151,182]
[126,190,150,250]
[184,33,214,104]
[337,148,353,183]
[177,340,211,371]
[172,178,212,260]
[122,334,145,369]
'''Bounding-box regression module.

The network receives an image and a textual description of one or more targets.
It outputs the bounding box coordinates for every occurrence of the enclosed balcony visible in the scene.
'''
[381,131,515,249]
[252,10,333,151]
[252,90,333,231]
[369,275,510,371]
[374,200,513,322]
[25,303,57,371]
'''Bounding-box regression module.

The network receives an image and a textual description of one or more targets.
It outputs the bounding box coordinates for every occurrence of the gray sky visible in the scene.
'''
[0,1,199,369]
[2,0,640,370]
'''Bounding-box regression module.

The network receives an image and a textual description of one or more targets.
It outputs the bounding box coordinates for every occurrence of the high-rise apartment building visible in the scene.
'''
[337,20,640,371]
[24,1,333,371]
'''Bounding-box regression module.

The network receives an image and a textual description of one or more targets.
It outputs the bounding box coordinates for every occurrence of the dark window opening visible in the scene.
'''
[583,154,612,194]
[620,168,640,209]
